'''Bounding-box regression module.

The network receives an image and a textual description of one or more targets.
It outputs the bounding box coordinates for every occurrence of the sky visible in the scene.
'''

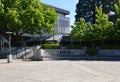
[41,0,78,25]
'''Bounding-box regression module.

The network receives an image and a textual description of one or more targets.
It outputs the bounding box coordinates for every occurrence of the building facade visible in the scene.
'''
[53,6,70,35]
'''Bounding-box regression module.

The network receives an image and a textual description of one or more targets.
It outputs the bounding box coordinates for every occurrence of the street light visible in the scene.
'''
[52,28,55,44]
[6,32,13,63]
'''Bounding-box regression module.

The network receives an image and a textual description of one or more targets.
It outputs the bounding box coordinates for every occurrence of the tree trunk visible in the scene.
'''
[79,40,81,45]
[91,41,95,48]
[101,40,104,45]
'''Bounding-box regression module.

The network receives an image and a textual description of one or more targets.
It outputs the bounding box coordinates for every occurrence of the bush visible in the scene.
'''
[86,48,97,56]
[100,45,119,49]
[67,45,82,49]
[2,42,9,47]
[42,44,61,49]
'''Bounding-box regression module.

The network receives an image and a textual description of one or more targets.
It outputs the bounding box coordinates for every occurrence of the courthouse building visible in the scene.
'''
[53,6,70,35]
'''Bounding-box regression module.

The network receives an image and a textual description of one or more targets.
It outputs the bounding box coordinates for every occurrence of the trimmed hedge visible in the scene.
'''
[86,48,97,56]
[42,44,61,49]
[67,45,82,49]
[100,45,119,49]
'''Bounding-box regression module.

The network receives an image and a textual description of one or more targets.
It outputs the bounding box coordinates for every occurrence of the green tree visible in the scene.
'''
[17,0,44,35]
[71,18,97,41]
[71,6,114,46]
[75,0,96,23]
[0,0,21,32]
[113,18,120,39]
[114,0,120,39]
[0,0,57,35]
[115,0,120,15]
[75,0,117,23]
[41,4,57,34]
[71,18,87,40]
[95,6,114,43]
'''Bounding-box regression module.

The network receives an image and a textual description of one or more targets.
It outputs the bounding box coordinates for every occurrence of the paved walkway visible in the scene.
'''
[0,59,120,82]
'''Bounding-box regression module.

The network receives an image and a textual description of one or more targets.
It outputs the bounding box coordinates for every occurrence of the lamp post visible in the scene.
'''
[52,29,55,43]
[0,34,2,58]
[6,32,13,63]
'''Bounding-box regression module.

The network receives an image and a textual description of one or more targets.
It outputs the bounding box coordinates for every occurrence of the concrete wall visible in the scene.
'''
[40,48,120,60]
[2,46,120,60]
[40,49,86,60]
[98,49,120,56]
[41,49,86,56]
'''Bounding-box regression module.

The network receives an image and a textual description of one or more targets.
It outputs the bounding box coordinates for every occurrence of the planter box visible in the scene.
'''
[98,49,120,56]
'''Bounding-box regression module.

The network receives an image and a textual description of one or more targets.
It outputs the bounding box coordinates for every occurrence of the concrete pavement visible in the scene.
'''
[0,59,120,82]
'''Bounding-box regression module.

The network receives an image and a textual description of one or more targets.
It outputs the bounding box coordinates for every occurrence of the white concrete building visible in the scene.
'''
[53,6,70,35]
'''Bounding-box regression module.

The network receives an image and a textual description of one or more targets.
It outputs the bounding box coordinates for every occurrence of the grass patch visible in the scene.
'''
[2,42,9,47]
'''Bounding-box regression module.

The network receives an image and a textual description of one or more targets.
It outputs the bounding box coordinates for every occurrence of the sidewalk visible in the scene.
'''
[0,59,120,82]
[0,59,23,64]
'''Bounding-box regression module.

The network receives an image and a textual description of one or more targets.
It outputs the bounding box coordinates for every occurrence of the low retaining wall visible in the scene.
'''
[41,49,86,56]
[40,48,120,60]
[98,49,120,60]
[40,48,86,60]
[98,49,120,56]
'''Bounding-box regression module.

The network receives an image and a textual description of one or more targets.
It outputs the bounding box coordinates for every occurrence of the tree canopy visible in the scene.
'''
[0,0,21,32]
[0,0,57,35]
[115,0,120,15]
[75,0,117,23]
[94,6,114,40]
[41,4,57,34]
[72,6,114,42]
[114,0,120,39]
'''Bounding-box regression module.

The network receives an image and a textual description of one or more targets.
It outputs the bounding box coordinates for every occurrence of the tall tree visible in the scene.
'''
[0,0,57,36]
[115,0,120,15]
[41,4,57,34]
[17,0,44,35]
[71,6,114,46]
[71,18,87,40]
[71,18,96,41]
[94,6,113,43]
[75,0,117,23]
[114,0,120,39]
[0,0,21,32]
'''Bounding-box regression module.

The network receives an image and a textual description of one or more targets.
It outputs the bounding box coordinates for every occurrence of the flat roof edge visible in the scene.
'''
[41,3,70,15]
[53,6,70,15]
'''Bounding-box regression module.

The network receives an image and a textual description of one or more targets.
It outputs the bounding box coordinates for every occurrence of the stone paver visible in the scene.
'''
[0,59,120,82]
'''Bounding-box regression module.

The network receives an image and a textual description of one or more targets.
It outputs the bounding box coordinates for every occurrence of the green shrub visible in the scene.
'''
[100,45,119,49]
[67,45,82,49]
[2,42,9,47]
[42,44,61,49]
[86,48,97,56]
